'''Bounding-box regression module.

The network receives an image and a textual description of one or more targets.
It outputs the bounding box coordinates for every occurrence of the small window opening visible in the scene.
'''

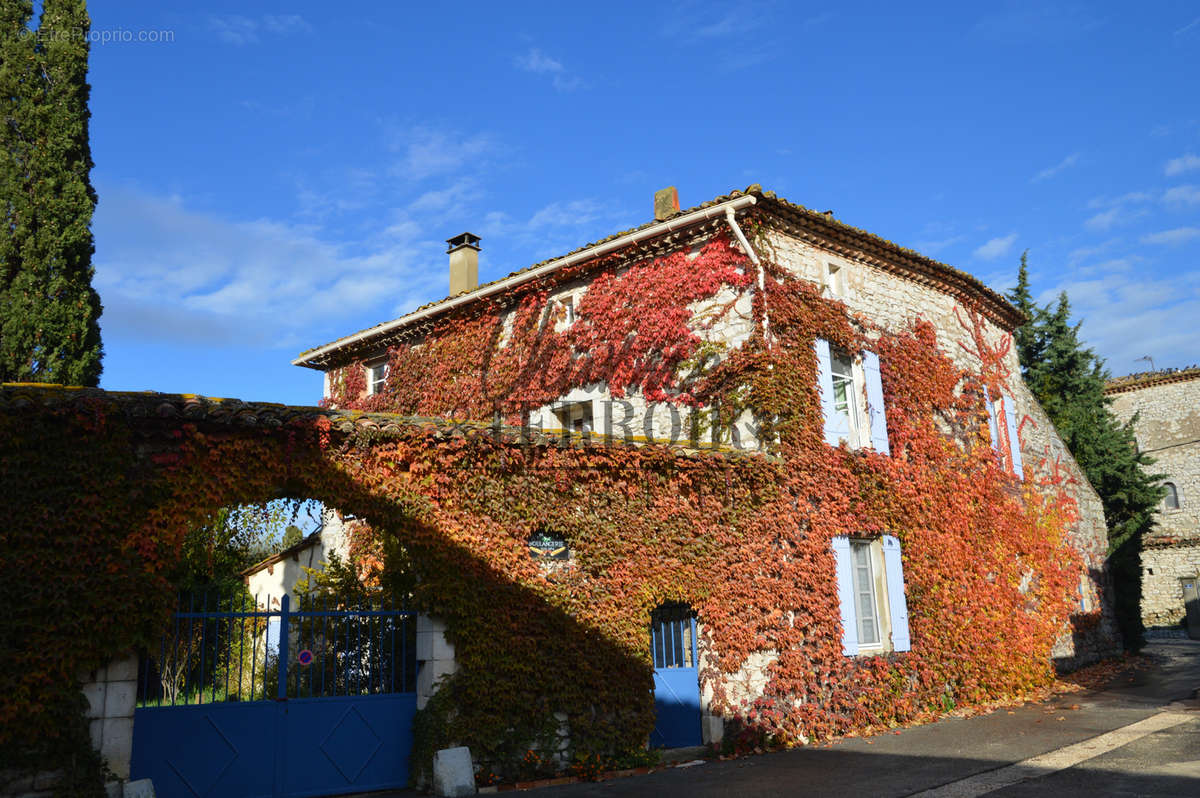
[1164,482,1181,511]
[851,541,880,646]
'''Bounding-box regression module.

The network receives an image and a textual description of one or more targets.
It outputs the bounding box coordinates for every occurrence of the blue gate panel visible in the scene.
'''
[131,703,276,798]
[281,695,417,798]
[649,603,701,748]
[651,669,702,748]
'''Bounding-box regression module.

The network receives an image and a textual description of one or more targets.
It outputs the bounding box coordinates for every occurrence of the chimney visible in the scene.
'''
[446,232,481,296]
[654,186,680,221]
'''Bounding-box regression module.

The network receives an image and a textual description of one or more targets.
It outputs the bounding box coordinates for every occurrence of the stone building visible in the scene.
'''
[293,185,1121,750]
[1106,367,1200,631]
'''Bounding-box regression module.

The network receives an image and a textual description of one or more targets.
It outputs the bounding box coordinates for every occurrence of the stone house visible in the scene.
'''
[1106,367,1200,632]
[293,185,1121,749]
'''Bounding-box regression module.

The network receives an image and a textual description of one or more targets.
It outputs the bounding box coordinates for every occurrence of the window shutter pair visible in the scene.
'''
[813,338,890,454]
[831,535,910,655]
[983,387,1023,479]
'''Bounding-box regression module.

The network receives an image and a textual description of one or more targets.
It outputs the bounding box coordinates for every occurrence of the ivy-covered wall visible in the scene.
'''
[0,201,1119,791]
[309,214,1118,767]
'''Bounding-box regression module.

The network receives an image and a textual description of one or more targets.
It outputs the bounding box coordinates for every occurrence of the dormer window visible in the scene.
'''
[367,362,389,395]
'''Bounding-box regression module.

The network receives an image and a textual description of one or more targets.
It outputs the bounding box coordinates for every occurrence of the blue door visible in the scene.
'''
[649,602,701,748]
[131,592,418,798]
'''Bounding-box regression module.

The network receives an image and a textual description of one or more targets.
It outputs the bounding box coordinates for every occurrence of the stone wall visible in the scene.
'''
[1107,373,1200,627]
[1,654,140,798]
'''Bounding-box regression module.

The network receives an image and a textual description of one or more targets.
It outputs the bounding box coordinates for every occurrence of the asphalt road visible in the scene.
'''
[532,638,1200,798]
[366,638,1200,797]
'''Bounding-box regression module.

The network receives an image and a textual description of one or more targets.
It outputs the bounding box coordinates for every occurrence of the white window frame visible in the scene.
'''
[829,350,864,448]
[851,540,886,648]
[367,362,389,395]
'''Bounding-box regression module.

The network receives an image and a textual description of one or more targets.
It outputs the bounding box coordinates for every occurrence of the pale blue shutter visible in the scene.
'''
[881,535,910,652]
[831,536,858,656]
[984,386,1000,455]
[862,350,890,455]
[1002,395,1023,479]
[814,338,848,447]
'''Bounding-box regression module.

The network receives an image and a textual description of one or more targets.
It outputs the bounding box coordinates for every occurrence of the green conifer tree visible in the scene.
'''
[0,0,102,386]
[1008,258,1163,651]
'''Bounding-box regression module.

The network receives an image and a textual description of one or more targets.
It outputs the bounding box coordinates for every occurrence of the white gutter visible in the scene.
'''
[293,194,759,367]
[724,206,770,345]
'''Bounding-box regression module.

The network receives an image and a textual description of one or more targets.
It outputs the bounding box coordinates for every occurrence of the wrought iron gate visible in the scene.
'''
[130,591,418,798]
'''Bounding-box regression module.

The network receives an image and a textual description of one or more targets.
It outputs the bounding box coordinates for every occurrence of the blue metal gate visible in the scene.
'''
[649,602,701,748]
[131,591,418,798]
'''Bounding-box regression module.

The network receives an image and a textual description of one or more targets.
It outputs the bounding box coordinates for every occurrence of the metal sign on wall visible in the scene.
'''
[528,531,569,561]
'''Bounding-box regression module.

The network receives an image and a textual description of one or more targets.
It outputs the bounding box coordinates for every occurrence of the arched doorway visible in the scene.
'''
[649,602,701,748]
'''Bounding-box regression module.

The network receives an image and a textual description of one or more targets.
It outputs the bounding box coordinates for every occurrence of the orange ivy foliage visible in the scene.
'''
[0,228,1085,788]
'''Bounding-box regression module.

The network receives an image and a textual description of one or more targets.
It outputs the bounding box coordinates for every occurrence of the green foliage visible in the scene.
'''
[0,0,103,386]
[1008,255,1164,650]
[169,501,299,594]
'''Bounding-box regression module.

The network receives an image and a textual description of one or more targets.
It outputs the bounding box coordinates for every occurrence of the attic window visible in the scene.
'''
[824,263,845,297]
[554,401,593,435]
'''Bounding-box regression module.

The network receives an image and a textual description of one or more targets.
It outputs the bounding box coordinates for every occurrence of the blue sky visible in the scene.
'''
[85,2,1200,406]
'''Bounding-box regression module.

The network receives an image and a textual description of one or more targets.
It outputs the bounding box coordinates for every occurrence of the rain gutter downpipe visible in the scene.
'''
[724,206,771,345]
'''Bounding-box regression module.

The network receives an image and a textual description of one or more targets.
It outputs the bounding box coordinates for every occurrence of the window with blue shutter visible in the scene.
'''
[815,339,850,447]
[984,387,1001,456]
[831,536,858,656]
[881,535,910,652]
[832,535,911,656]
[862,351,890,455]
[1002,396,1023,479]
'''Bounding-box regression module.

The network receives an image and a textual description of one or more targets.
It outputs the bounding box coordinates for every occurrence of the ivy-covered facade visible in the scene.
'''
[0,187,1124,794]
[296,187,1121,770]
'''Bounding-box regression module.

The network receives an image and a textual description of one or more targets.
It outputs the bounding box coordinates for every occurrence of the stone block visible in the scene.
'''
[105,780,123,798]
[417,614,447,635]
[32,770,62,790]
[416,631,435,661]
[432,746,475,797]
[83,681,107,719]
[124,778,156,798]
[702,714,724,745]
[104,681,137,719]
[89,718,104,750]
[101,717,134,779]
[107,654,138,683]
[432,634,455,662]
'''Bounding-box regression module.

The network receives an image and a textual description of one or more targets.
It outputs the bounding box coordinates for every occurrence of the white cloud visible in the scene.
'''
[393,127,493,181]
[1084,208,1121,232]
[209,14,311,45]
[1087,191,1152,209]
[1056,264,1200,377]
[514,48,582,92]
[1141,227,1200,246]
[1067,239,1120,265]
[1163,184,1200,206]
[1165,154,1200,176]
[973,233,1018,260]
[1176,17,1200,36]
[93,185,443,349]
[1031,153,1080,182]
[913,235,966,255]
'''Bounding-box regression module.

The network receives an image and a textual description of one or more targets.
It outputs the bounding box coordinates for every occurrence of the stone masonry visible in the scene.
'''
[1107,368,1200,628]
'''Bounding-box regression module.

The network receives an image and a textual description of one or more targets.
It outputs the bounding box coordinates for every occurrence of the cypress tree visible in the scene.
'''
[0,0,102,386]
[1008,258,1163,651]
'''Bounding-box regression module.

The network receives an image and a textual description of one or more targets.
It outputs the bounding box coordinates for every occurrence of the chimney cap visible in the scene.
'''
[446,232,481,253]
